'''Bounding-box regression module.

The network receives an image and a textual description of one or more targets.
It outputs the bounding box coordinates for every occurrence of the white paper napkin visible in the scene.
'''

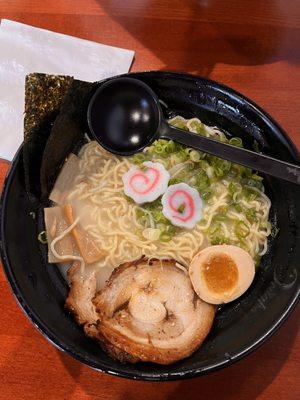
[0,19,134,161]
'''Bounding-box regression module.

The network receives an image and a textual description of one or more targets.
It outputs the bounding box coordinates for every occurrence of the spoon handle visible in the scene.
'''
[160,124,300,185]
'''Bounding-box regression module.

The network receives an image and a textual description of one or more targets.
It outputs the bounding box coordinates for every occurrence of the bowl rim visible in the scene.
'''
[0,71,299,381]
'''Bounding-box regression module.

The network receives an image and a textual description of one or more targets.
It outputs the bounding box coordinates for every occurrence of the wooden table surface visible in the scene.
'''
[0,1,299,399]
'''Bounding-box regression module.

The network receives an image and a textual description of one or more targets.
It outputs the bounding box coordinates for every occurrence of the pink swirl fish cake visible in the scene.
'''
[161,183,203,229]
[122,161,170,204]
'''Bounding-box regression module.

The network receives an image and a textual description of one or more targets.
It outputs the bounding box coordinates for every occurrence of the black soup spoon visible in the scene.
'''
[87,77,300,185]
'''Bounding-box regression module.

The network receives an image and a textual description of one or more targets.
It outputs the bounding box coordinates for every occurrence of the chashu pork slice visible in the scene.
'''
[93,259,215,365]
[65,261,113,340]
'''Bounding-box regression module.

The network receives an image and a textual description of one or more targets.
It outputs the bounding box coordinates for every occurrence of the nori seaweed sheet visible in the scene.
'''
[23,73,74,199]
[23,73,99,201]
[40,79,97,199]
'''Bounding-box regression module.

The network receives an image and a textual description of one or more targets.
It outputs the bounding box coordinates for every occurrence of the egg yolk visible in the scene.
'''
[202,253,238,295]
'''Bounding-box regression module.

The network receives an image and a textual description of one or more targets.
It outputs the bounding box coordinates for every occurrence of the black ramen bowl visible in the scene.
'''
[0,71,299,380]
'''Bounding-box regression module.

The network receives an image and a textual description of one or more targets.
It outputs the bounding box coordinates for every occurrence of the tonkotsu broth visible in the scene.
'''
[50,116,272,279]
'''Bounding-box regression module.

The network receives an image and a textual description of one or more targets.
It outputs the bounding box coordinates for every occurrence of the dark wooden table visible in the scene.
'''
[0,1,299,399]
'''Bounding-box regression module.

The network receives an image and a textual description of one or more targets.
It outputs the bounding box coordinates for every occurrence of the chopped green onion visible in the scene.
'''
[165,140,176,154]
[235,221,250,238]
[208,223,229,244]
[189,150,201,162]
[183,147,192,155]
[180,149,190,161]
[169,178,181,186]
[213,214,228,222]
[155,143,164,154]
[231,164,252,178]
[38,231,47,244]
[154,212,168,224]
[242,167,253,178]
[209,157,231,178]
[160,232,172,242]
[219,133,229,143]
[241,177,263,190]
[243,187,258,201]
[145,144,156,156]
[189,119,206,135]
[172,152,187,164]
[229,137,243,147]
[131,153,147,165]
[208,222,222,235]
[194,170,210,191]
[232,203,243,212]
[159,224,176,242]
[251,173,263,182]
[210,235,229,245]
[177,203,186,213]
[143,198,161,211]
[245,208,258,222]
[228,182,242,195]
[169,117,188,130]
[166,224,176,235]
[198,160,209,170]
[201,188,214,202]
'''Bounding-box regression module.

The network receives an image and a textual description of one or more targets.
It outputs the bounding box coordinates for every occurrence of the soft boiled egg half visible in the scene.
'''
[189,245,255,304]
